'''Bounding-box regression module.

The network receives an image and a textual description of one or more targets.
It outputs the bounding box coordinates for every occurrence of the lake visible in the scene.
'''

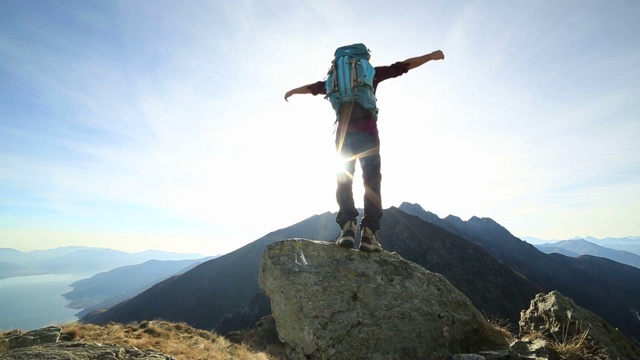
[0,273,92,331]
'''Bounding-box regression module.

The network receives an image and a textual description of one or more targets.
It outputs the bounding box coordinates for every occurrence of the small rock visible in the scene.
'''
[449,354,486,360]
[4,326,61,350]
[520,291,640,360]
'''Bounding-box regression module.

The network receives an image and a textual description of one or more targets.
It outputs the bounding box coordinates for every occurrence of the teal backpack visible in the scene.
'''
[325,43,378,119]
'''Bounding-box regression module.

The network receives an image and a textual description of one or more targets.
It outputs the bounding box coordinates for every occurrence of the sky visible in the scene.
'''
[1,0,639,256]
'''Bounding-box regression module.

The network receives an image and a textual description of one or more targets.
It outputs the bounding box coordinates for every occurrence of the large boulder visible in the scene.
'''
[259,239,508,360]
[519,291,640,360]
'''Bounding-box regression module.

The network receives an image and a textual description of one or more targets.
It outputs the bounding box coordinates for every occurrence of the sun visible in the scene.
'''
[334,153,354,180]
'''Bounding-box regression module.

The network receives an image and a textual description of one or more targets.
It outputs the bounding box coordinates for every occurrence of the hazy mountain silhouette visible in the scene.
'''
[582,236,640,256]
[398,202,640,341]
[82,208,541,332]
[81,212,338,328]
[536,239,640,269]
[0,247,204,279]
[534,245,580,258]
[523,236,640,255]
[64,258,211,318]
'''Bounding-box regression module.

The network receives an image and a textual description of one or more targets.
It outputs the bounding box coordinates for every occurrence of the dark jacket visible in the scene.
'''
[307,61,410,133]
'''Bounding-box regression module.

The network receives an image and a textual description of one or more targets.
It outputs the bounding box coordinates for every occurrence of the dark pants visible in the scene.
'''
[335,119,383,232]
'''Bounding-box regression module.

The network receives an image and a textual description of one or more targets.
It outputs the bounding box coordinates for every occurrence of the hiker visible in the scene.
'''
[284,44,445,252]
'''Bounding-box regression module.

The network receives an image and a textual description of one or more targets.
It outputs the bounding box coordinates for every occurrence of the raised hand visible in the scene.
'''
[431,50,445,61]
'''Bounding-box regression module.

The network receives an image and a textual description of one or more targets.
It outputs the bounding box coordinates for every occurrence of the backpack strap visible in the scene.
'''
[350,59,358,91]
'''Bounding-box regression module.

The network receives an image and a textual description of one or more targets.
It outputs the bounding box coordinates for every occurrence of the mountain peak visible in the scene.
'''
[398,202,442,222]
[444,214,463,222]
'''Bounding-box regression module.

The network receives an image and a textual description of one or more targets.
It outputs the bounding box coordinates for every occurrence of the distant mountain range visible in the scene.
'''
[535,239,640,269]
[64,257,213,318]
[81,212,339,329]
[0,246,205,279]
[524,236,640,256]
[587,236,640,254]
[81,204,640,343]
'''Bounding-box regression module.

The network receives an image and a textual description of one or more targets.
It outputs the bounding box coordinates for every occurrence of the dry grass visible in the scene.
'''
[225,316,286,360]
[551,329,591,359]
[521,324,610,360]
[0,334,8,353]
[0,321,274,360]
[548,329,610,360]
[487,318,516,344]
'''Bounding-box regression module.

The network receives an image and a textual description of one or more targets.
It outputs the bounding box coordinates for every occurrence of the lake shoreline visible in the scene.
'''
[0,273,96,331]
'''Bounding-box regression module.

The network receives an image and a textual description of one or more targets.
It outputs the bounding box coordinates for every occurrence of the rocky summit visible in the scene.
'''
[259,238,508,360]
[0,326,174,360]
[520,291,640,360]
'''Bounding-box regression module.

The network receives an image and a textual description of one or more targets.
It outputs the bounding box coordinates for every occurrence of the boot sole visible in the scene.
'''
[336,237,355,248]
[359,242,382,252]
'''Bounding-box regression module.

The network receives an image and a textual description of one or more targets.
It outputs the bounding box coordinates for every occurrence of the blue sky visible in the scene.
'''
[1,0,639,256]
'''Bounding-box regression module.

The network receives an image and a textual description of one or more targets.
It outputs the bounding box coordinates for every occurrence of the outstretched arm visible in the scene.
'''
[284,83,315,102]
[402,50,445,71]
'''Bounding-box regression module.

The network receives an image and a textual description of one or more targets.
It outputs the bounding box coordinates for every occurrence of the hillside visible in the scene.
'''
[83,208,540,331]
[82,212,338,329]
[82,204,640,341]
[0,321,275,360]
[399,202,640,341]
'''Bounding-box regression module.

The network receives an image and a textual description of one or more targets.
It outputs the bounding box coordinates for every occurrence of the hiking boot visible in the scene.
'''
[359,226,382,252]
[336,221,356,248]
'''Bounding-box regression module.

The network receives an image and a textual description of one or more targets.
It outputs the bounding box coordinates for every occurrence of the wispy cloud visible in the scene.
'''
[1,0,639,254]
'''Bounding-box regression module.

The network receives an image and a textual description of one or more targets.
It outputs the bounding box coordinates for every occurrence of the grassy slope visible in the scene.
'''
[0,321,275,360]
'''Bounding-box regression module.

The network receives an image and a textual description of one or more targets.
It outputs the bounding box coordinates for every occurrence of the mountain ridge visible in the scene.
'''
[81,203,640,342]
[398,202,640,341]
[0,247,204,280]
[81,212,338,329]
[536,238,640,269]
[82,208,542,332]
[64,258,211,318]
[523,236,640,255]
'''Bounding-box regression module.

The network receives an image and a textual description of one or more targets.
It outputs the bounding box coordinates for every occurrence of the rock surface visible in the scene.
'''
[3,326,61,350]
[259,238,508,360]
[0,342,175,360]
[1,326,175,360]
[519,290,640,360]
